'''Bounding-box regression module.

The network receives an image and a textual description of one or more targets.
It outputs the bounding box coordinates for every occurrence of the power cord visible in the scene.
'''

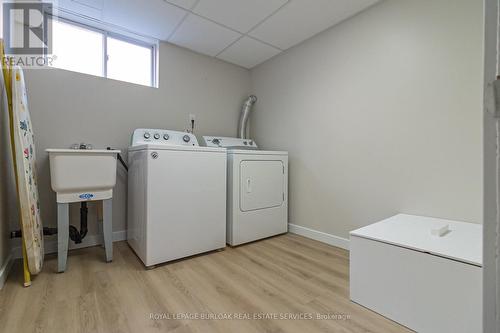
[107,147,128,171]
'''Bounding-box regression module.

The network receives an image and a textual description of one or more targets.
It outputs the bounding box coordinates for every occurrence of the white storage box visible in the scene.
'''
[350,214,482,333]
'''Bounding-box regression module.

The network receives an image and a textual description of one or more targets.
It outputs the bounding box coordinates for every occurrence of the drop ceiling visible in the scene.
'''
[56,0,380,69]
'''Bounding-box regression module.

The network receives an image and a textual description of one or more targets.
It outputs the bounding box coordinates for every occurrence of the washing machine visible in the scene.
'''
[127,129,227,267]
[203,136,288,246]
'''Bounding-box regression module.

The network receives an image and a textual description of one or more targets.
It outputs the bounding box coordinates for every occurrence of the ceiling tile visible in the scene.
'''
[102,0,187,40]
[217,37,281,69]
[57,0,103,19]
[249,0,379,50]
[193,0,287,33]
[169,14,241,57]
[164,0,199,10]
[73,0,103,10]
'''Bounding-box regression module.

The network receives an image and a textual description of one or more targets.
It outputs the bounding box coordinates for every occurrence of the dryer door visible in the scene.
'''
[240,160,284,212]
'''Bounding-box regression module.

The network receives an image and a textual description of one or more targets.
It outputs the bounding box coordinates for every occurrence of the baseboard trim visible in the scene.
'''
[0,253,13,289]
[288,223,350,250]
[11,230,127,259]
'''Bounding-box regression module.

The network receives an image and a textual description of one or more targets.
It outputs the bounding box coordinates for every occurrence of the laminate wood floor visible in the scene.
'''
[0,234,412,333]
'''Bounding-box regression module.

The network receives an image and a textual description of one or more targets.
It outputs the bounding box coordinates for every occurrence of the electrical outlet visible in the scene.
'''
[189,114,196,122]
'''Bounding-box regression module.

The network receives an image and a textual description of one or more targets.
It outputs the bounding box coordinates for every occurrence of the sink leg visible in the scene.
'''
[103,199,113,262]
[98,206,104,249]
[57,203,69,273]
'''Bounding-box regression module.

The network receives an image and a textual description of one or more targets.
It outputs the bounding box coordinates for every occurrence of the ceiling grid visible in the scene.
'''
[55,0,380,69]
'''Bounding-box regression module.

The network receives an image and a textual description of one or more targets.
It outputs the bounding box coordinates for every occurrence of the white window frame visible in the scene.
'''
[47,14,157,87]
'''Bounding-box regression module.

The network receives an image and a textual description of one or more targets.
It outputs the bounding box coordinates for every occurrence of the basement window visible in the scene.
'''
[48,17,157,87]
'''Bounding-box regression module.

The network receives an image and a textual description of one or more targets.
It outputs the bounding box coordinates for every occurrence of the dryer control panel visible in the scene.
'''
[202,136,258,149]
[131,129,198,147]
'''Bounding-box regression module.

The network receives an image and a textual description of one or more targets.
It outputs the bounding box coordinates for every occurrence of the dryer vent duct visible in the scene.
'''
[238,95,257,139]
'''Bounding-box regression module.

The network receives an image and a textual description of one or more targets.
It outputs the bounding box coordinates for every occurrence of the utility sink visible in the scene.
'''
[46,149,120,203]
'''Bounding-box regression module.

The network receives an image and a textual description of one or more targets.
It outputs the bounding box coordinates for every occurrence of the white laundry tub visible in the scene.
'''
[350,214,482,333]
[46,149,120,203]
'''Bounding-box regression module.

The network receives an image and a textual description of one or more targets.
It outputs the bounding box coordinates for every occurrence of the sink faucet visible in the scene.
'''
[71,143,93,150]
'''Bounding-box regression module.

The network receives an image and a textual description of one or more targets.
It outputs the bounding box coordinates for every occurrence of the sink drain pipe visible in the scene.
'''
[69,202,88,244]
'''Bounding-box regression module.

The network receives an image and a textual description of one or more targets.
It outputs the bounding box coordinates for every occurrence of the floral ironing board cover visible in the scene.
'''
[11,66,44,274]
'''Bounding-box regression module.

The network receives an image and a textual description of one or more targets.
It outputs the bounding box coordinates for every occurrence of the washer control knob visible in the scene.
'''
[183,135,191,143]
[243,141,248,145]
[153,133,160,140]
[143,132,151,139]
[163,134,169,140]
[249,141,253,145]
[212,138,220,145]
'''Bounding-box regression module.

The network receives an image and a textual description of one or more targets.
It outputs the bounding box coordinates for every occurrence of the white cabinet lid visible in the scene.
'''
[350,214,482,267]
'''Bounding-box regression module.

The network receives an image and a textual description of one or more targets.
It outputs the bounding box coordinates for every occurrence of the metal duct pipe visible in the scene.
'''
[238,95,257,139]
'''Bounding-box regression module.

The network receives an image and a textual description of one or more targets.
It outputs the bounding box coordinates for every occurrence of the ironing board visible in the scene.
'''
[1,42,31,285]
[10,66,44,275]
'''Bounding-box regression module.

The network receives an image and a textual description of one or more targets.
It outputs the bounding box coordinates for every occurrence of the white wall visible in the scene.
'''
[250,0,483,240]
[483,0,498,330]
[23,41,251,240]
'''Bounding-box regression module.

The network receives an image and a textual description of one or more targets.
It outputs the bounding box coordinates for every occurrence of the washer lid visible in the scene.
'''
[128,144,226,153]
[350,214,482,267]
